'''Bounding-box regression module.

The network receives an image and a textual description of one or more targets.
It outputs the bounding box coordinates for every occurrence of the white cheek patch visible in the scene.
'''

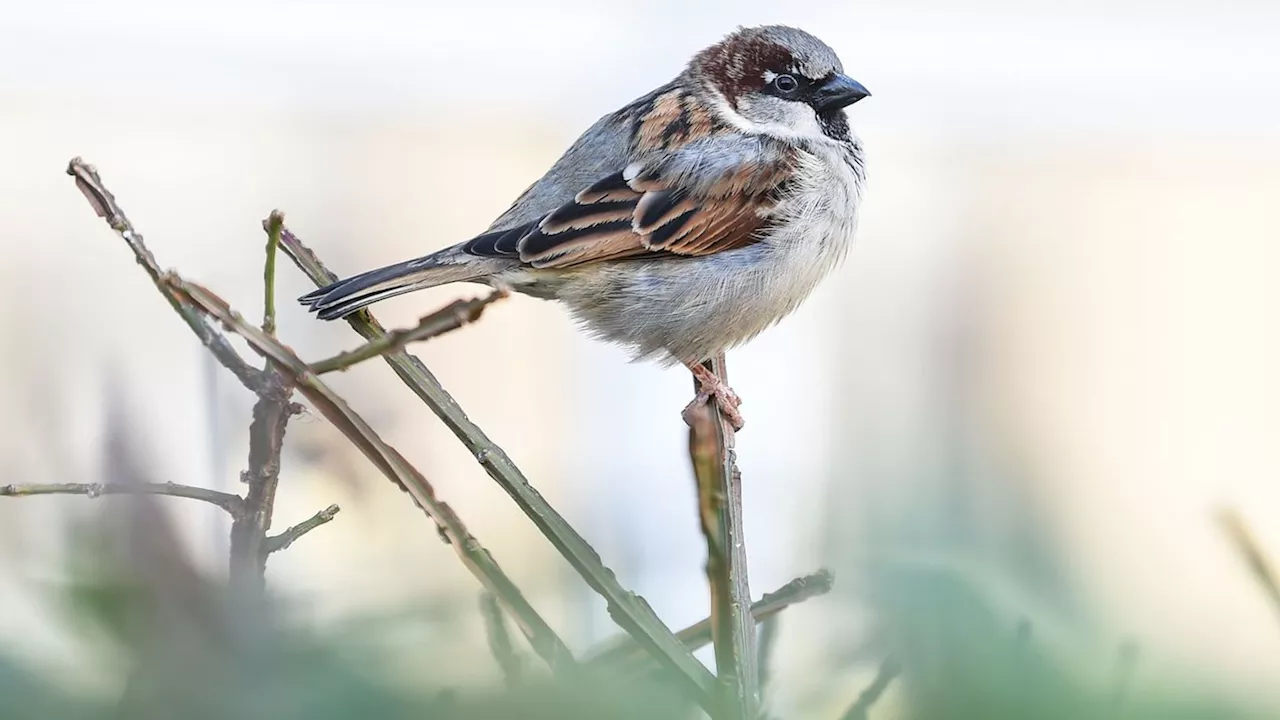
[780,103,826,138]
[736,95,827,141]
[706,87,837,144]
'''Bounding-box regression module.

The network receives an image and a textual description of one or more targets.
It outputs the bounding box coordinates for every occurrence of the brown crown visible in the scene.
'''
[690,30,796,106]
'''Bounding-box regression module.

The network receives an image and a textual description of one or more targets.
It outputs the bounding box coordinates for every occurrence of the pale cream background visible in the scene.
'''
[2,0,1280,716]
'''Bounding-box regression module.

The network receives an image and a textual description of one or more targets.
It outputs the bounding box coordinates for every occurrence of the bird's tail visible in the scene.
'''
[299,249,491,320]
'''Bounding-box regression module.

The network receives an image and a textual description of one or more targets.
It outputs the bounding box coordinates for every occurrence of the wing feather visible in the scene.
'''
[462,116,797,269]
[515,139,795,268]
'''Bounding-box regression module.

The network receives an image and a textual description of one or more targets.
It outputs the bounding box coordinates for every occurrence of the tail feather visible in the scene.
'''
[299,251,489,320]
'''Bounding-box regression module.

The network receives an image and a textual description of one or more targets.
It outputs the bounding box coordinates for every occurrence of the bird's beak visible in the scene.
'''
[812,74,871,112]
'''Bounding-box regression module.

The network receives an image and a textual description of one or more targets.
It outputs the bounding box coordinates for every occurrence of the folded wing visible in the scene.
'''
[462,134,797,269]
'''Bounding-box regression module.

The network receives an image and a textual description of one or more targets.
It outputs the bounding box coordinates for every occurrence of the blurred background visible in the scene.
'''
[3,0,1280,717]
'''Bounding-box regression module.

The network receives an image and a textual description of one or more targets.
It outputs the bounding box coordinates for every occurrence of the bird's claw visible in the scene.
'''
[684,364,745,431]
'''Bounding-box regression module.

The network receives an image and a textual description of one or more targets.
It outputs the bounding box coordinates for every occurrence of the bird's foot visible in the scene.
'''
[683,362,744,431]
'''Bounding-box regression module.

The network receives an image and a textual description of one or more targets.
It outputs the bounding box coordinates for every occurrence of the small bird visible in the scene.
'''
[301,25,870,430]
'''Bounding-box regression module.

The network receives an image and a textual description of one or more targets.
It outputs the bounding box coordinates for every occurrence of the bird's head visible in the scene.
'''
[689,25,870,142]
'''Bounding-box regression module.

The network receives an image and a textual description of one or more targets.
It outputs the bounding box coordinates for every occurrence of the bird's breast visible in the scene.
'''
[756,141,865,308]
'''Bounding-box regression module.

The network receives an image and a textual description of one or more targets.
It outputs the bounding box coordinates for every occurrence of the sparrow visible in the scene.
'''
[300,25,870,430]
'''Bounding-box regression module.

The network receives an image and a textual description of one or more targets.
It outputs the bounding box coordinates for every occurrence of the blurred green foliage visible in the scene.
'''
[3,413,1277,719]
[2,503,1276,720]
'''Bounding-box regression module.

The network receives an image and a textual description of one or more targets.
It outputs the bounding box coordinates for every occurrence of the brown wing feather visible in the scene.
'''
[515,98,796,269]
[659,198,762,255]
[519,167,789,268]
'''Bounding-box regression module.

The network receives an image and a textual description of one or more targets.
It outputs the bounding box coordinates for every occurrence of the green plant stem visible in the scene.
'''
[263,210,283,336]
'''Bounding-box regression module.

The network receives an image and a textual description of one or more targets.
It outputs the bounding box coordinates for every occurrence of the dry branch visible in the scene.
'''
[67,157,566,673]
[276,223,717,707]
[226,211,296,594]
[228,369,295,592]
[688,355,758,719]
[587,569,833,669]
[264,504,342,554]
[66,158,264,393]
[66,163,334,601]
[0,482,241,514]
[166,274,578,673]
[309,292,507,375]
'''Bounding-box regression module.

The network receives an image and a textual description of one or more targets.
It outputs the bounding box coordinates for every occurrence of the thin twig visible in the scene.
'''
[167,274,578,673]
[0,482,241,514]
[480,592,524,687]
[263,504,341,554]
[66,157,264,393]
[587,569,833,668]
[688,354,757,718]
[1218,507,1280,622]
[262,210,283,336]
[838,656,901,720]
[227,213,296,597]
[309,292,507,375]
[276,223,716,708]
[63,162,331,714]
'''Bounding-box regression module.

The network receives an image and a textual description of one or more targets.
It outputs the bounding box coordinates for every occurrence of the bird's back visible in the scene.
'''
[483,82,681,233]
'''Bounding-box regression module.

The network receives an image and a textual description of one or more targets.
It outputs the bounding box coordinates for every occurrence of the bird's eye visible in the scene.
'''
[772,74,799,93]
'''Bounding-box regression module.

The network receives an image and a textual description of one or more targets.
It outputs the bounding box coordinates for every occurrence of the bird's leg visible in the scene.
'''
[682,360,744,431]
